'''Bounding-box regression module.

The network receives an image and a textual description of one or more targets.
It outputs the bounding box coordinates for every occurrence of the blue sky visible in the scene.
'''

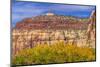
[12,1,96,27]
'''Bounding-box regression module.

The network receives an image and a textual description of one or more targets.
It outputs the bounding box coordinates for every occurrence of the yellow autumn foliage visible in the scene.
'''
[12,41,95,65]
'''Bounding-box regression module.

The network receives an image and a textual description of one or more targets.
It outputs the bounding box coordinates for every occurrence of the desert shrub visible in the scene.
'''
[12,41,95,65]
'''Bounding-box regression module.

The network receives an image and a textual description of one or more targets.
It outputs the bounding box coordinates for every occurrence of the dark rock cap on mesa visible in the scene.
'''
[14,11,95,30]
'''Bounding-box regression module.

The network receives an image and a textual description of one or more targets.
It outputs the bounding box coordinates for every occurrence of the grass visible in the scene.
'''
[12,41,95,65]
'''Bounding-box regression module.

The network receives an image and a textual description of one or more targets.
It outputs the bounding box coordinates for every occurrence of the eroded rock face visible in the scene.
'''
[15,15,88,30]
[12,11,96,55]
[12,29,95,55]
[87,10,96,41]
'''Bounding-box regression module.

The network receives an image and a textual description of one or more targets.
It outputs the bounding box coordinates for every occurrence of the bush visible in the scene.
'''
[12,41,95,65]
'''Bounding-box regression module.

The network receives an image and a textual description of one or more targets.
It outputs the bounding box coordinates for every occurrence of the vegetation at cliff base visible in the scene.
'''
[12,41,95,65]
